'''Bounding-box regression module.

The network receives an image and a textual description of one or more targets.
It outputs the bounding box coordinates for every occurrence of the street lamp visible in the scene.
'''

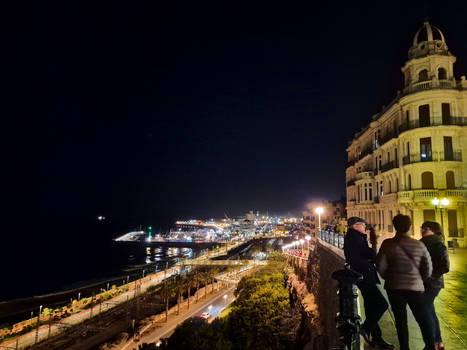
[299,239,304,253]
[432,198,450,236]
[315,207,324,234]
[305,235,311,250]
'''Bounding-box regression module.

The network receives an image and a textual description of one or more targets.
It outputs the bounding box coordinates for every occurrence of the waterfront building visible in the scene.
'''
[302,199,346,236]
[346,22,467,247]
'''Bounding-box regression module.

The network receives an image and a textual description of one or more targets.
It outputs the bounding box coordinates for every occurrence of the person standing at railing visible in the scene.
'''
[420,221,450,350]
[344,217,394,349]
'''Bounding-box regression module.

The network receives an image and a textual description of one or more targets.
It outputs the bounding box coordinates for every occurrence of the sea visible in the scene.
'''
[1,215,201,304]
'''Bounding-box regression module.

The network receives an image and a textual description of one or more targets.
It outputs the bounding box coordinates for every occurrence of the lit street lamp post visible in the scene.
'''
[315,207,324,235]
[432,198,450,237]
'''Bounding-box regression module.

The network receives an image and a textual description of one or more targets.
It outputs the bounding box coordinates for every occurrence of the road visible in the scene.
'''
[119,285,237,350]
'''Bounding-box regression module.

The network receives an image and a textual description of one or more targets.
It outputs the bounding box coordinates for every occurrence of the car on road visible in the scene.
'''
[200,312,211,319]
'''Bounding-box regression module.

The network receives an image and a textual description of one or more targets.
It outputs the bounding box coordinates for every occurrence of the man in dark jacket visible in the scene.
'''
[344,217,393,349]
[421,221,450,350]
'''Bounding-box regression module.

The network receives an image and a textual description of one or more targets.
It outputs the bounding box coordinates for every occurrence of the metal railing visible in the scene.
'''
[402,151,462,165]
[380,160,398,172]
[399,117,467,133]
[318,230,344,250]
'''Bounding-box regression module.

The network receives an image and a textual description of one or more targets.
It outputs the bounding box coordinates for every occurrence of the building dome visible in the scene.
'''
[408,22,450,59]
[413,22,445,46]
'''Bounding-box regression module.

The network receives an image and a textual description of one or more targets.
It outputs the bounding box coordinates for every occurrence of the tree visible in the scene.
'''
[161,317,231,350]
[162,277,177,321]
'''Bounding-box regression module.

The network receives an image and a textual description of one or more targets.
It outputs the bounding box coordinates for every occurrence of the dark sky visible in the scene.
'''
[5,1,467,237]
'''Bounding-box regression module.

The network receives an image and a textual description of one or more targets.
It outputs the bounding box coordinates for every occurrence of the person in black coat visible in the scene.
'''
[420,221,450,350]
[344,217,393,349]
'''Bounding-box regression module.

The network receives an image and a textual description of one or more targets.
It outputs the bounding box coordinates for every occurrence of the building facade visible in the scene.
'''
[302,199,346,236]
[346,22,467,247]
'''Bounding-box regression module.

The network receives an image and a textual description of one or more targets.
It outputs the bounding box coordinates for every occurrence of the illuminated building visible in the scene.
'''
[346,22,467,247]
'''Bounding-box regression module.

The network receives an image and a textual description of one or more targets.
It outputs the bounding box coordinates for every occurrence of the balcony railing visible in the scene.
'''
[402,151,462,165]
[356,170,373,180]
[399,117,467,134]
[380,160,398,173]
[398,189,467,203]
[403,79,456,94]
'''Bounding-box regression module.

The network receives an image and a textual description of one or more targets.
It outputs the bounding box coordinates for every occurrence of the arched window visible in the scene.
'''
[421,172,434,189]
[408,174,412,190]
[388,180,392,193]
[438,68,447,80]
[446,171,455,189]
[419,69,429,82]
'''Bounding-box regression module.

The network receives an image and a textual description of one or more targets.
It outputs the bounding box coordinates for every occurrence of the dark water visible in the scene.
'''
[1,216,198,303]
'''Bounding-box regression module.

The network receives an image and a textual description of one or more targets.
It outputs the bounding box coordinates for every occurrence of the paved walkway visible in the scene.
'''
[359,249,467,350]
[319,240,467,349]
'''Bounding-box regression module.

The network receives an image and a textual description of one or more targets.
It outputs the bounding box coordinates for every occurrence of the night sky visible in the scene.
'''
[4,1,467,294]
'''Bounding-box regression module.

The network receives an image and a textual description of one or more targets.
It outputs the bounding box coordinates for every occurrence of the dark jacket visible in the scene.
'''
[376,233,432,292]
[420,235,450,289]
[344,228,379,284]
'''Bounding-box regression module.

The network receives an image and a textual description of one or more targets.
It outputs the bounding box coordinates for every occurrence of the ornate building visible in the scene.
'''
[346,22,467,247]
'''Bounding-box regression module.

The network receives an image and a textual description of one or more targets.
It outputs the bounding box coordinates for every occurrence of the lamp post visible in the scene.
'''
[432,198,449,237]
[315,207,324,235]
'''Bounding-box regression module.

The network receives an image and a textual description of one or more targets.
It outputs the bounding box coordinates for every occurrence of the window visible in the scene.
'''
[446,171,455,189]
[421,172,434,189]
[423,209,436,222]
[438,68,447,80]
[420,137,432,161]
[369,184,373,200]
[419,104,430,127]
[364,183,368,201]
[448,210,458,237]
[408,174,412,190]
[419,69,429,81]
[396,178,399,192]
[442,103,451,125]
[406,110,410,128]
[395,148,398,166]
[444,136,453,160]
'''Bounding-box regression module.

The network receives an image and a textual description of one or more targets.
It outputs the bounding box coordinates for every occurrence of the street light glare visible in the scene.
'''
[315,207,324,214]
[305,235,311,241]
[432,198,440,206]
[441,198,450,206]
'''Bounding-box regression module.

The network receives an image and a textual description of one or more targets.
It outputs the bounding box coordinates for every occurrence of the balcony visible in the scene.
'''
[403,79,456,94]
[380,193,397,204]
[398,189,467,204]
[399,117,467,134]
[402,151,462,165]
[379,131,397,147]
[356,171,374,180]
[380,160,398,173]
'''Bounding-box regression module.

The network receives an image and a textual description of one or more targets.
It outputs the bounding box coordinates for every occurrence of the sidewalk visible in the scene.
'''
[319,240,467,349]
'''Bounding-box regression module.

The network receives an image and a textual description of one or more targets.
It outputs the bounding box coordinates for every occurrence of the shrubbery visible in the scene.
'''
[160,262,293,350]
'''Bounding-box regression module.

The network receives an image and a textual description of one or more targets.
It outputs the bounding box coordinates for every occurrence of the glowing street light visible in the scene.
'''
[299,239,304,252]
[305,235,311,250]
[315,207,324,234]
[431,198,450,236]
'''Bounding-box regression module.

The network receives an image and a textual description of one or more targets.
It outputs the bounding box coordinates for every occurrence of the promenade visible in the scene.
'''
[318,238,467,349]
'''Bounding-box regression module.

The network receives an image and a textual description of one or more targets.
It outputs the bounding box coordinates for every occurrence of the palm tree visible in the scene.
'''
[208,268,218,294]
[162,277,177,322]
[174,274,182,315]
[184,272,195,310]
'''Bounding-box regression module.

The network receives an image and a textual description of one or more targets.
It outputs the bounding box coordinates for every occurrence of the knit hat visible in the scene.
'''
[347,217,366,227]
